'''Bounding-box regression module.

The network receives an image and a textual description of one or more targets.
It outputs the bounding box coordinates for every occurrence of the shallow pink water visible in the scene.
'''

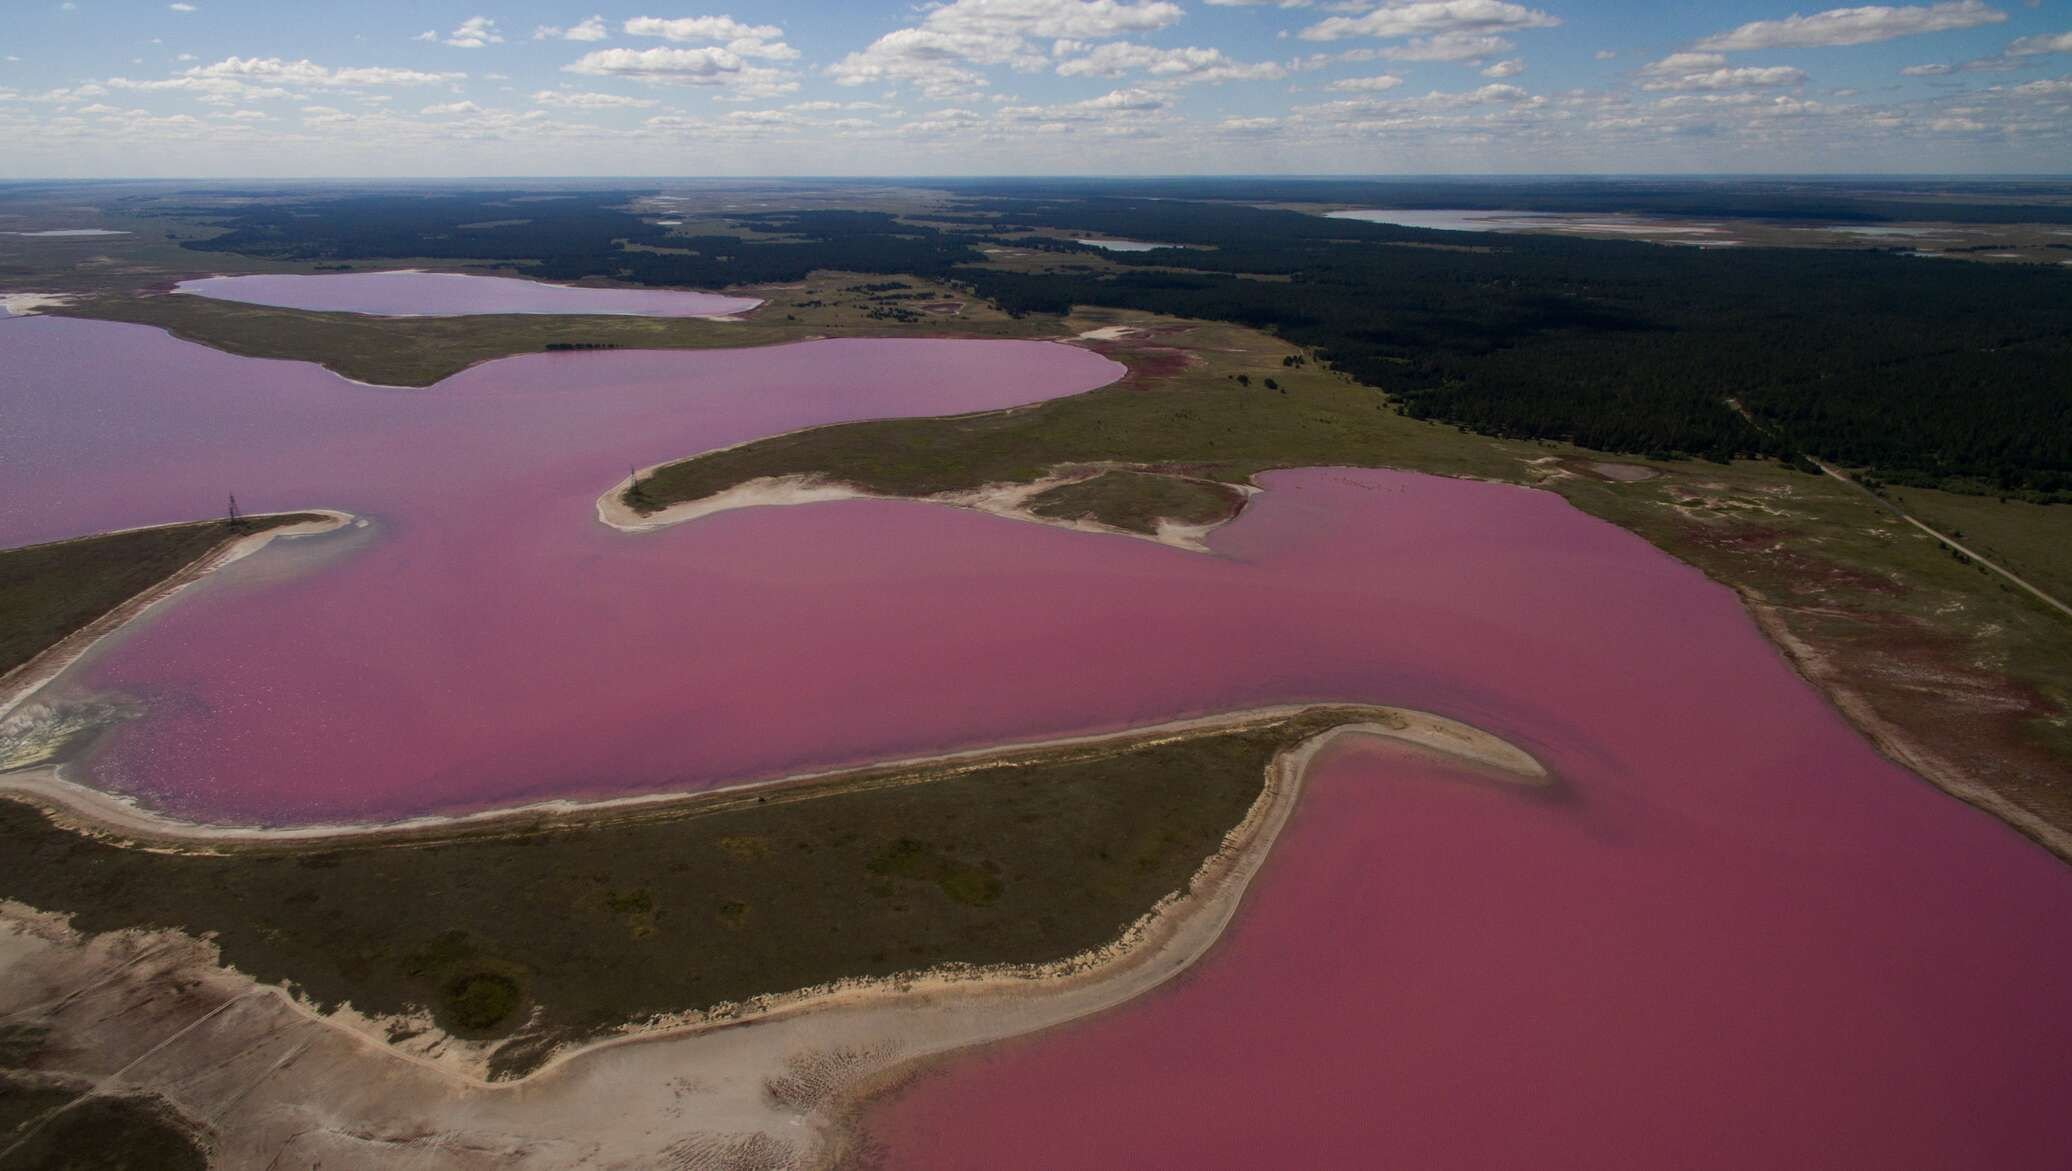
[174,271,761,318]
[5,314,2069,1163]
[866,739,2072,1169]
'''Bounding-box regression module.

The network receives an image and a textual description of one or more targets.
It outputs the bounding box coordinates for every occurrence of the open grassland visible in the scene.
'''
[0,517,320,678]
[1881,486,2072,606]
[0,712,1354,1079]
[1027,470,1244,534]
[629,308,2072,857]
[54,272,1045,387]
[633,313,1541,513]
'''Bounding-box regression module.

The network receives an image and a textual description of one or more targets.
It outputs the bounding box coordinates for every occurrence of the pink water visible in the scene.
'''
[866,738,2072,1169]
[5,315,2069,1163]
[174,271,761,318]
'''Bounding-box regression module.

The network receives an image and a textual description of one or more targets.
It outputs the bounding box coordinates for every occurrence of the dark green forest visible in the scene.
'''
[158,183,2072,498]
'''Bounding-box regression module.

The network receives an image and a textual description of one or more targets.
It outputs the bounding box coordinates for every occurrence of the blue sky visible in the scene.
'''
[2,1,2067,176]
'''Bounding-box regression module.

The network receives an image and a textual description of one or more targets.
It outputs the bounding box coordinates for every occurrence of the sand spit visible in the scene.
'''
[0,293,78,317]
[598,466,1249,553]
[0,708,1543,1169]
[0,511,355,729]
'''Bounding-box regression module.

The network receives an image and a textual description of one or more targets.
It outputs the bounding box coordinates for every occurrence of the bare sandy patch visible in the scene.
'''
[1591,461,1660,482]
[1,293,77,317]
[600,464,1247,553]
[0,706,1543,1168]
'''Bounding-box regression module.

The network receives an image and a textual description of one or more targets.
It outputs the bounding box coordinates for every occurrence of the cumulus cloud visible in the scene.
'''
[188,57,465,88]
[2006,30,2072,55]
[1481,58,1525,77]
[831,0,1183,96]
[108,56,465,105]
[534,16,609,42]
[168,3,196,12]
[564,46,795,97]
[1695,1,2005,52]
[531,89,661,109]
[1380,33,1515,62]
[1642,65,1809,92]
[422,17,503,49]
[1328,74,1406,91]
[623,15,797,59]
[1299,2,1560,43]
[1639,52,1806,91]
[421,100,484,115]
[1054,42,1285,83]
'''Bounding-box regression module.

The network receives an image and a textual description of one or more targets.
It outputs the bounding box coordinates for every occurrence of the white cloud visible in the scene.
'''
[1481,58,1525,77]
[623,15,797,59]
[532,89,661,109]
[2014,75,2071,94]
[421,100,483,115]
[1695,2,2005,52]
[187,57,466,88]
[535,15,609,43]
[1642,52,1730,75]
[1299,2,1560,43]
[1380,33,1515,62]
[437,16,504,49]
[168,3,196,12]
[1054,42,1285,83]
[1328,74,1406,91]
[564,46,796,97]
[831,0,1183,95]
[1642,65,1809,91]
[1594,49,1617,60]
[2006,30,2072,56]
[1639,52,1806,91]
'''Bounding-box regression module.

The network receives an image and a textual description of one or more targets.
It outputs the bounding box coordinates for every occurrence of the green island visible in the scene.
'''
[1,515,324,678]
[0,709,1360,1080]
[622,309,2072,852]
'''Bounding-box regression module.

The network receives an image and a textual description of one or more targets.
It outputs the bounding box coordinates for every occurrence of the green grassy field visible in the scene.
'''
[633,313,1539,510]
[1883,486,2072,606]
[0,516,320,678]
[0,711,1355,1080]
[1027,471,1245,534]
[624,308,2072,855]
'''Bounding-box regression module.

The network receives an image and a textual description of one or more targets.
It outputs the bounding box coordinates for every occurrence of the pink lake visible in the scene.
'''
[4,314,2070,1165]
[173,270,762,318]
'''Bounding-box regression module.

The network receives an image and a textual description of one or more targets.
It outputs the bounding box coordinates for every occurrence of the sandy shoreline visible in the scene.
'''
[0,510,354,729]
[598,464,1248,553]
[0,706,1543,1168]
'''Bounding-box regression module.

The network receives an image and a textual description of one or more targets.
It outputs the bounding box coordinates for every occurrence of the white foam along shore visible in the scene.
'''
[0,511,355,729]
[0,705,1545,1169]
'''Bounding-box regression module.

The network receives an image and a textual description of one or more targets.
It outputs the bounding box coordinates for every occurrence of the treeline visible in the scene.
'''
[909,176,2072,226]
[167,186,2072,496]
[948,195,2072,494]
[170,194,982,287]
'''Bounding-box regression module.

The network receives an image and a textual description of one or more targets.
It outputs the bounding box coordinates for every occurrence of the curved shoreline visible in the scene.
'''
[0,510,355,728]
[0,702,1531,846]
[598,464,1248,552]
[170,268,766,320]
[0,706,1544,1169]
